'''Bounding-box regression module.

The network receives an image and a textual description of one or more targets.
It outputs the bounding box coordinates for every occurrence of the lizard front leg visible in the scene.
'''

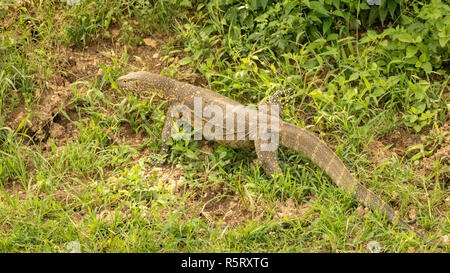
[255,135,283,177]
[151,103,185,165]
[159,108,175,157]
[268,87,295,111]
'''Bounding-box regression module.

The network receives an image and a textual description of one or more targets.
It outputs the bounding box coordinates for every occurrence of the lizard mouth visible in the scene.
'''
[115,76,127,88]
[115,77,134,94]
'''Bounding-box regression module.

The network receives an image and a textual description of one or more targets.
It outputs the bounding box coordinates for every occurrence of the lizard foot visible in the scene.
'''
[147,153,168,167]
[269,88,295,105]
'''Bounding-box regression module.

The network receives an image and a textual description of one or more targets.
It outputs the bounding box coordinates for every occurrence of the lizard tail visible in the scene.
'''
[279,122,420,237]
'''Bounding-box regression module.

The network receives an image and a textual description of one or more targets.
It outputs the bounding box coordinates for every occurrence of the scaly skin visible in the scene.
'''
[116,71,420,237]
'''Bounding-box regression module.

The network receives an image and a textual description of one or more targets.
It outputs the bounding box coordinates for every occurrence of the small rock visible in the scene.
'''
[143,38,157,48]
[50,123,65,138]
[392,191,398,200]
[367,241,381,253]
[408,208,417,220]
[66,241,81,253]
[111,29,120,38]
[442,235,450,246]
[66,0,80,5]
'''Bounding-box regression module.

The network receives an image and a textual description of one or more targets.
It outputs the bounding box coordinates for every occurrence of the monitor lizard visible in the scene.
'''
[116,71,421,238]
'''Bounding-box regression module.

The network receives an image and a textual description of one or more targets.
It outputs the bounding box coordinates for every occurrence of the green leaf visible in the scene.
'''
[379,6,388,25]
[419,52,429,62]
[360,36,372,44]
[409,114,418,123]
[422,62,432,73]
[394,32,414,43]
[372,87,385,97]
[405,46,418,58]
[180,0,192,7]
[387,0,397,18]
[408,144,425,161]
[416,103,426,113]
[368,6,378,26]
[249,0,258,9]
[401,15,413,25]
[327,33,338,41]
[333,10,344,18]
[332,0,340,9]
[323,19,332,34]
[438,37,448,48]
[260,0,268,10]
[178,56,192,66]
[309,1,329,17]
[413,87,426,100]
[349,72,359,81]
[405,56,418,64]
[16,113,31,133]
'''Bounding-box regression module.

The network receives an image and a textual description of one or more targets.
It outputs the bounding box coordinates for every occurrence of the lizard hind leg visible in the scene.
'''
[254,90,289,177]
[255,137,283,177]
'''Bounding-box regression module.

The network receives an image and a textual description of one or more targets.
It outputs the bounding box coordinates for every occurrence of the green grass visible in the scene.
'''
[0,0,448,253]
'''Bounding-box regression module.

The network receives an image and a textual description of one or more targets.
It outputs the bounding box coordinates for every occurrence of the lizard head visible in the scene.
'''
[116,71,163,98]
